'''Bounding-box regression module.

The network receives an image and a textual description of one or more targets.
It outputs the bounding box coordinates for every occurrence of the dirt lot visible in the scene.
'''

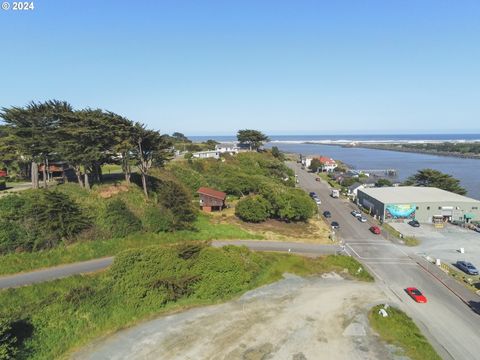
[73,275,402,360]
[210,205,332,244]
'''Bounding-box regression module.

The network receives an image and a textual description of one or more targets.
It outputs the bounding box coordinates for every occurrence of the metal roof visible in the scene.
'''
[358,186,480,204]
[197,187,227,200]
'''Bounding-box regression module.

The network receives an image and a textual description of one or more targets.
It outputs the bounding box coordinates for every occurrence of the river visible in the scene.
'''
[265,143,480,200]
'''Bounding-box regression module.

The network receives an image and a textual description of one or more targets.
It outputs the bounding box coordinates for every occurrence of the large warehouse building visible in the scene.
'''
[357,186,480,223]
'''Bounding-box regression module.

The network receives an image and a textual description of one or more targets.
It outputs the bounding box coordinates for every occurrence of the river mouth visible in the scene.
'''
[72,273,402,360]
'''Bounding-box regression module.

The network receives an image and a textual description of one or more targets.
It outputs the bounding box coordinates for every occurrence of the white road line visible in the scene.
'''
[363,263,384,282]
[346,243,362,258]
[363,262,417,265]
[346,242,394,245]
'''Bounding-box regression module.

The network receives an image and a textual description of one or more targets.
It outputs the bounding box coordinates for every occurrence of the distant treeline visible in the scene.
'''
[348,142,480,159]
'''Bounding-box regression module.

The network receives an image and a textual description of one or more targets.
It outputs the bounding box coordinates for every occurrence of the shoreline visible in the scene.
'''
[300,142,480,160]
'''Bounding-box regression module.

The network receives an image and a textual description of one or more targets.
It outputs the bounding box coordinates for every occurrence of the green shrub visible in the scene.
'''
[191,246,264,299]
[141,170,196,230]
[101,198,142,238]
[0,220,27,254]
[142,204,175,232]
[235,195,271,222]
[0,316,17,360]
[0,190,91,253]
[260,184,316,222]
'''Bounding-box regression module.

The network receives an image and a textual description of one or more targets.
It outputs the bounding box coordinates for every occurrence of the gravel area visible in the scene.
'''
[73,274,404,360]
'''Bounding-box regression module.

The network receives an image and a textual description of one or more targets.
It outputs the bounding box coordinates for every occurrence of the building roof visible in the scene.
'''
[348,182,363,191]
[358,186,480,204]
[197,187,227,200]
[316,156,336,165]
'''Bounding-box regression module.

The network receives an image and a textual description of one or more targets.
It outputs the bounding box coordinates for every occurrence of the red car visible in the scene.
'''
[369,226,381,234]
[406,287,427,303]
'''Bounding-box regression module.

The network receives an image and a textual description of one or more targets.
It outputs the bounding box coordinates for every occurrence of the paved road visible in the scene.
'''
[289,161,480,360]
[0,241,340,290]
[0,257,114,290]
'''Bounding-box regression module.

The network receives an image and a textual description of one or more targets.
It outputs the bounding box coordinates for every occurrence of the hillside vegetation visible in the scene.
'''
[0,244,371,360]
[0,170,195,256]
[169,152,317,222]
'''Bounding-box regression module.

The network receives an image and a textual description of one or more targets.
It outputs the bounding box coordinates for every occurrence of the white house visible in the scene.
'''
[215,143,239,155]
[347,182,365,199]
[192,150,221,159]
[302,156,337,172]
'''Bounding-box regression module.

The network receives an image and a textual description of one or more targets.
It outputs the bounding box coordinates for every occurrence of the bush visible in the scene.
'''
[142,170,196,230]
[235,195,272,222]
[0,190,91,253]
[142,204,175,233]
[101,198,142,238]
[260,184,316,222]
[0,316,17,360]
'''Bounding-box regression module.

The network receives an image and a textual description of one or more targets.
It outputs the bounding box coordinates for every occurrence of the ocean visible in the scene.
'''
[190,134,480,200]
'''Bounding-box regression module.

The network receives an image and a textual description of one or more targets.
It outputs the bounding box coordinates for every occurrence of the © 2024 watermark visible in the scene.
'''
[2,1,35,11]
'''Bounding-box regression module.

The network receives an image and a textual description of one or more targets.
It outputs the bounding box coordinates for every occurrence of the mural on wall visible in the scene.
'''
[385,204,416,219]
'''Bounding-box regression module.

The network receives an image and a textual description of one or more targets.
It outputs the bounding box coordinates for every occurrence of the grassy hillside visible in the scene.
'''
[0,245,371,360]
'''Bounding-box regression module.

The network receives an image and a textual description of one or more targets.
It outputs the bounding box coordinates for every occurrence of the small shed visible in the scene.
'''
[197,187,226,212]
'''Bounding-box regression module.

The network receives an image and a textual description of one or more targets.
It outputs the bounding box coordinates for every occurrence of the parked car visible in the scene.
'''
[314,198,321,205]
[408,220,420,227]
[309,192,316,197]
[456,261,479,275]
[351,210,362,218]
[406,287,427,303]
[331,221,340,229]
[369,226,381,234]
[323,211,331,218]
[358,217,367,223]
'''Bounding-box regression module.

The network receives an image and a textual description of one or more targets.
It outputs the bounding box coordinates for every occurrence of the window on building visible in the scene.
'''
[427,206,430,210]
[416,206,419,210]
[438,206,441,210]
[473,207,478,210]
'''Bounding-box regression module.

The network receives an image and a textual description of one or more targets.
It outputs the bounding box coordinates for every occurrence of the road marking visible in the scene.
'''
[346,242,395,245]
[346,244,408,260]
[363,262,417,265]
[363,263,384,281]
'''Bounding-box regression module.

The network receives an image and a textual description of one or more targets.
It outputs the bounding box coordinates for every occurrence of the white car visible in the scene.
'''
[351,210,362,217]
[358,217,367,223]
[314,198,322,205]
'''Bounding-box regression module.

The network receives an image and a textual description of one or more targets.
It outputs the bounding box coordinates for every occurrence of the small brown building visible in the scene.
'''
[197,187,226,212]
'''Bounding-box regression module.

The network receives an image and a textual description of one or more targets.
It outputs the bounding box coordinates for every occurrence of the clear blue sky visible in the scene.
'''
[1,0,479,135]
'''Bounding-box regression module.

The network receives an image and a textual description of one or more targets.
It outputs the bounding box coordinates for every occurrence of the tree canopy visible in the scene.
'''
[309,158,322,172]
[236,129,269,150]
[0,100,171,196]
[403,168,467,195]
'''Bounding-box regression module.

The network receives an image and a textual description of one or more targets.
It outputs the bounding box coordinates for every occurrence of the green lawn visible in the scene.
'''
[369,305,441,360]
[0,215,261,276]
[0,247,372,360]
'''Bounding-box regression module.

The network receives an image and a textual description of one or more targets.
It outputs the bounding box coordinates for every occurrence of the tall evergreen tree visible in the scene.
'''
[403,168,467,195]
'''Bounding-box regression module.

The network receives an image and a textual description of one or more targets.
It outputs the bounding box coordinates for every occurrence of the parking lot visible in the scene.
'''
[390,222,480,269]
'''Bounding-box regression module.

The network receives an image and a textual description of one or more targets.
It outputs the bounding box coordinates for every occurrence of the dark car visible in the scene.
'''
[323,211,332,218]
[408,220,420,227]
[456,261,479,275]
[331,221,340,229]
[309,192,316,198]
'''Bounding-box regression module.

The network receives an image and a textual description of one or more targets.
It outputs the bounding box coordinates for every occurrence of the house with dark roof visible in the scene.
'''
[197,187,227,212]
